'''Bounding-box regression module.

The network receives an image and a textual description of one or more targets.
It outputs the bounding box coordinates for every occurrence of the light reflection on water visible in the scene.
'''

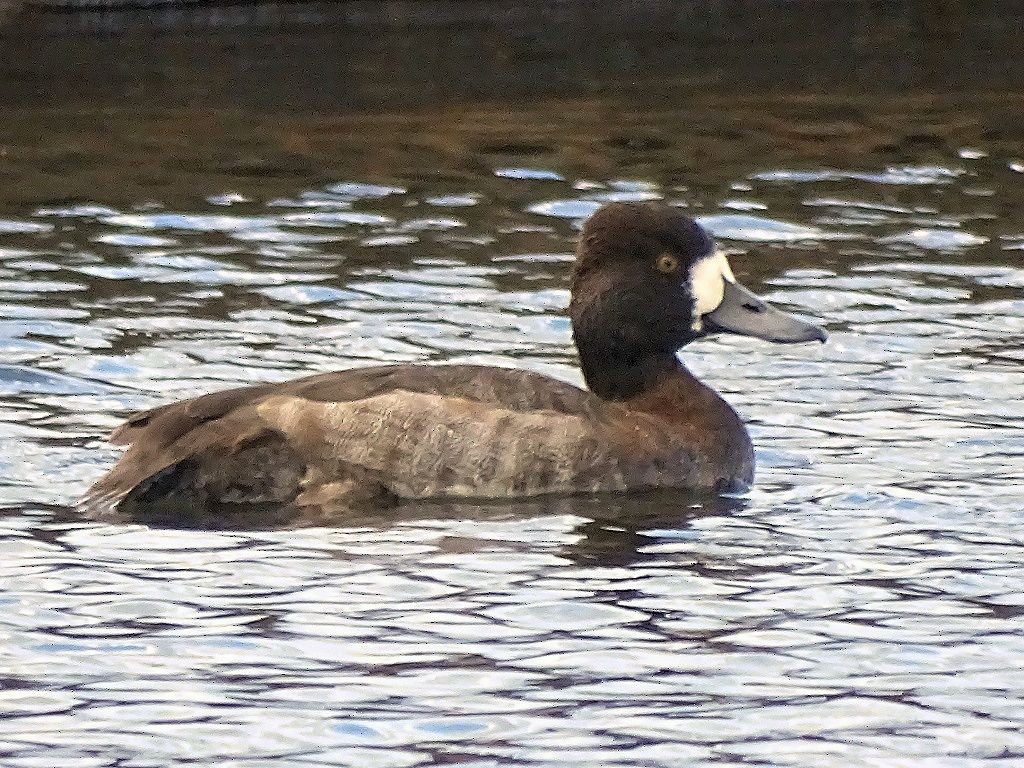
[1,142,1024,766]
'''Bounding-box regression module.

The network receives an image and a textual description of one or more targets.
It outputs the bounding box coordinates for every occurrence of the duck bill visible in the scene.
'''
[703,280,827,344]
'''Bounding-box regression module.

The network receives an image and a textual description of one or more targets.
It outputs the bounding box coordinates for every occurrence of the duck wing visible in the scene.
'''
[81,364,662,519]
[107,364,603,450]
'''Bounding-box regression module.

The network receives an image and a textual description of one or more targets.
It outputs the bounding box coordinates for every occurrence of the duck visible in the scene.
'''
[81,202,826,522]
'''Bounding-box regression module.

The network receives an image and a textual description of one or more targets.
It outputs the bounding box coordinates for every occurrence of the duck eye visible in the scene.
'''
[656,253,680,274]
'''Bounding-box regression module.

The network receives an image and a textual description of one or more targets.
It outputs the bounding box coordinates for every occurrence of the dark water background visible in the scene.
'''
[1,1,1024,765]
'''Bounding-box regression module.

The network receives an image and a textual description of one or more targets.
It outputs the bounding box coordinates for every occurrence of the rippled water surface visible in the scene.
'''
[3,21,1024,762]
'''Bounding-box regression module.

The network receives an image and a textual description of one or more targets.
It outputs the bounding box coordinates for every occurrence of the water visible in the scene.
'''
[3,4,1024,766]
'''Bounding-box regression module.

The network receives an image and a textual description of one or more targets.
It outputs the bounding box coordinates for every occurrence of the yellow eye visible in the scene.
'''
[656,253,679,274]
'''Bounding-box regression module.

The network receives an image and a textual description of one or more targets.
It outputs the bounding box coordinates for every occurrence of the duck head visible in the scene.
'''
[570,202,826,399]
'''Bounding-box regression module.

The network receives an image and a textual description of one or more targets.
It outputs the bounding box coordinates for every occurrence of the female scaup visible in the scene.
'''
[82,202,825,520]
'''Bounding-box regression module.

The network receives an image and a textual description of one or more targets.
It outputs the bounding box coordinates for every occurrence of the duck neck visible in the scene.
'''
[576,346,682,401]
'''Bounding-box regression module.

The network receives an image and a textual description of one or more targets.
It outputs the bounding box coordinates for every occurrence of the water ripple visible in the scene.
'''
[0,149,1022,767]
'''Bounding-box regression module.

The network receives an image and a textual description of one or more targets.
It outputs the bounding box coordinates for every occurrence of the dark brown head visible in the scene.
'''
[570,202,826,399]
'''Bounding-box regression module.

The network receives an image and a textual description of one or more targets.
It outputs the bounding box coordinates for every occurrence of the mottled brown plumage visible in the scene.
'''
[82,202,826,523]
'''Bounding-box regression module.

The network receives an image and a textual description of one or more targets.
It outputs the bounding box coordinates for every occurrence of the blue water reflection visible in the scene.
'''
[1,148,1023,766]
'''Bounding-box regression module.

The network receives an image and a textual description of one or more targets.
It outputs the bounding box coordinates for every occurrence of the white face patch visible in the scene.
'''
[689,249,736,331]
